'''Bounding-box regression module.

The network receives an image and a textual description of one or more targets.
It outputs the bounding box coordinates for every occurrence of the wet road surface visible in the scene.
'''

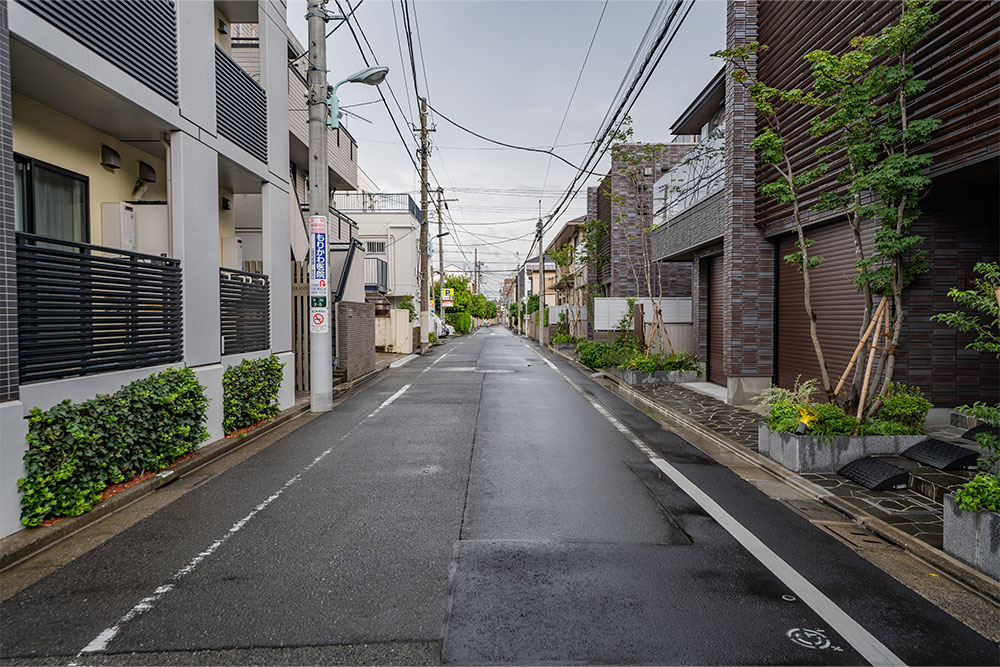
[1,328,996,665]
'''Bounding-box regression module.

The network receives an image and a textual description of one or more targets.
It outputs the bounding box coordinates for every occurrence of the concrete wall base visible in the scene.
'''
[0,400,28,539]
[727,375,771,407]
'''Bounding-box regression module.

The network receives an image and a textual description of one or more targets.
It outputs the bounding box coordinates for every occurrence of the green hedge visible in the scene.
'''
[223,354,285,434]
[18,367,209,527]
[447,311,472,335]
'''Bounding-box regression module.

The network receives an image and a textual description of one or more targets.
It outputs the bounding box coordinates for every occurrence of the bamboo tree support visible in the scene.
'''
[645,302,675,356]
[832,297,888,401]
[854,303,885,427]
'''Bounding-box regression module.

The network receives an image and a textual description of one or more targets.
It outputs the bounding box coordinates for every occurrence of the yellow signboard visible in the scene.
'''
[442,288,454,299]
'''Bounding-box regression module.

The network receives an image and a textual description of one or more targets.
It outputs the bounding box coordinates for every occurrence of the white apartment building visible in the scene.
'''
[0,0,298,537]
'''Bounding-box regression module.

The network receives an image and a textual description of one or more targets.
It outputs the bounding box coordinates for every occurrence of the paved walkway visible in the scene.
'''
[631,384,977,553]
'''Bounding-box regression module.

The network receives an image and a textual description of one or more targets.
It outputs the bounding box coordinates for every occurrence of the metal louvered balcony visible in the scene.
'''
[215,45,268,163]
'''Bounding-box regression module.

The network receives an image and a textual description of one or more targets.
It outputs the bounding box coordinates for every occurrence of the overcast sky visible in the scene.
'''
[287,0,725,296]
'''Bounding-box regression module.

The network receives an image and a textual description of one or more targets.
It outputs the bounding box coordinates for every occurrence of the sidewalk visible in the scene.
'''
[547,343,1000,603]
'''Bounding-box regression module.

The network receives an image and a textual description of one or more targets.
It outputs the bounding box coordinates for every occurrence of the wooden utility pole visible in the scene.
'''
[418,97,430,353]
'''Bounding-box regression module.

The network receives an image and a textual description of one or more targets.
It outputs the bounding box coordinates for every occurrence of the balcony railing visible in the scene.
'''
[216,45,268,163]
[655,124,725,225]
[332,193,422,222]
[364,256,388,293]
[16,233,183,384]
[220,268,270,355]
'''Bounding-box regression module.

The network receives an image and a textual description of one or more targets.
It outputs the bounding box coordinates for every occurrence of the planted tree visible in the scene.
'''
[714,0,939,415]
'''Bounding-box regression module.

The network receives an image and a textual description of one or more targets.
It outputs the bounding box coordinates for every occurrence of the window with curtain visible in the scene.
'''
[13,154,89,243]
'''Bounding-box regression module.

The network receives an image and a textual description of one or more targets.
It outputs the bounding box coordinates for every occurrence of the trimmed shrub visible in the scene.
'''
[447,311,472,335]
[18,367,209,527]
[877,383,932,430]
[223,355,285,434]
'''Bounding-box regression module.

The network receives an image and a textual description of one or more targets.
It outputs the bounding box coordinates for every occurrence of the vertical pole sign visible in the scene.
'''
[310,216,329,334]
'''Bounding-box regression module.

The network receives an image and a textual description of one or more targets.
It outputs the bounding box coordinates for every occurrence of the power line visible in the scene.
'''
[427,102,607,177]
[541,0,609,193]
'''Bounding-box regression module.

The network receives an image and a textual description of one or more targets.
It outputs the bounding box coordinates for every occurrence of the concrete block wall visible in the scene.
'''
[337,301,375,382]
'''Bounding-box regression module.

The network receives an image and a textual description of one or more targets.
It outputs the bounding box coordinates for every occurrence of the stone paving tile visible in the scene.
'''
[635,384,762,451]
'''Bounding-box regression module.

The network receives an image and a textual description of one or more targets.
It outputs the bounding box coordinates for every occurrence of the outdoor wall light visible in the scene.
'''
[100,144,122,170]
[326,65,389,130]
[221,197,233,211]
[218,18,229,34]
[137,161,157,184]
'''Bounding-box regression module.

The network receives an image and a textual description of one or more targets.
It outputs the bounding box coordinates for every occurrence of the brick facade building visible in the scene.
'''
[584,142,695,318]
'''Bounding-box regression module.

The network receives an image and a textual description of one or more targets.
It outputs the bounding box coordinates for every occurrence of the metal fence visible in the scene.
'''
[331,193,422,222]
[16,233,183,384]
[364,256,388,293]
[220,267,270,355]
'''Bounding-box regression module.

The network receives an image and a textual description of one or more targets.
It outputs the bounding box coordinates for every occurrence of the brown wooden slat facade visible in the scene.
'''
[776,221,875,393]
[755,0,999,234]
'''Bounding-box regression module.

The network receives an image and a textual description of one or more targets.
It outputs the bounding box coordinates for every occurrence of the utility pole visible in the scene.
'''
[474,248,478,293]
[514,252,521,335]
[307,0,332,412]
[437,187,444,324]
[537,218,545,345]
[418,97,430,354]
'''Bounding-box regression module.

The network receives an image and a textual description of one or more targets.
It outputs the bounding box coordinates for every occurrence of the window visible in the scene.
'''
[366,240,386,254]
[14,154,89,243]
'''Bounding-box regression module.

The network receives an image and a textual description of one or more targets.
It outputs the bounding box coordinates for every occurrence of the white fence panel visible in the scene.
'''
[593,297,691,330]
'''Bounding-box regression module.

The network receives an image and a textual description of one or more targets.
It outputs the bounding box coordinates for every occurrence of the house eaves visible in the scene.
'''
[671,68,725,136]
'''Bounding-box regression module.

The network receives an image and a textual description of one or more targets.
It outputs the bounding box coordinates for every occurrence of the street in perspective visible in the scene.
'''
[1,0,998,665]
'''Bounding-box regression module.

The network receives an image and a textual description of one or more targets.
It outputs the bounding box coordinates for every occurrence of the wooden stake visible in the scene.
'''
[855,304,884,425]
[832,298,887,400]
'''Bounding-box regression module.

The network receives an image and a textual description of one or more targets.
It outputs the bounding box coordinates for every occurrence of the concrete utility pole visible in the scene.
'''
[307,0,332,412]
[418,97,430,354]
[537,218,545,345]
[514,252,521,335]
[437,188,444,324]
[474,248,478,293]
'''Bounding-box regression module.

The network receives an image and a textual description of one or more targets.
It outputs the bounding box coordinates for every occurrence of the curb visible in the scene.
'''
[546,344,1000,605]
[0,400,311,572]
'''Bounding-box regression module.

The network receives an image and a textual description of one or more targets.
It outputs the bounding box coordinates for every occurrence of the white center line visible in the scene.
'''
[73,383,413,659]
[520,340,904,667]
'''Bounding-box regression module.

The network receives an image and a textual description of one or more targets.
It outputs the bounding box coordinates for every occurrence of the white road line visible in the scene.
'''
[367,384,411,417]
[74,383,413,658]
[521,340,904,667]
[389,354,418,368]
[432,352,449,364]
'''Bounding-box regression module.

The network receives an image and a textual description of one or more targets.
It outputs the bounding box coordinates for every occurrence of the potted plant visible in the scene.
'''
[754,378,930,473]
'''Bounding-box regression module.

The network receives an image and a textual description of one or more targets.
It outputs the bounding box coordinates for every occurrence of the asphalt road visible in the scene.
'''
[1,328,997,665]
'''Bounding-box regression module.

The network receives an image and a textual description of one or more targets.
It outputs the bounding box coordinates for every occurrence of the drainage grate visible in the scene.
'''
[838,457,908,491]
[823,523,898,551]
[903,439,979,471]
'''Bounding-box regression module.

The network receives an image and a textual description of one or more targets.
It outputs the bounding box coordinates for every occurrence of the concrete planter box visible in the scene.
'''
[943,494,1000,581]
[605,366,700,386]
[553,343,578,355]
[757,423,927,473]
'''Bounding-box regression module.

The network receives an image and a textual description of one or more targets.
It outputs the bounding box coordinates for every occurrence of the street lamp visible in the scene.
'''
[327,66,389,130]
